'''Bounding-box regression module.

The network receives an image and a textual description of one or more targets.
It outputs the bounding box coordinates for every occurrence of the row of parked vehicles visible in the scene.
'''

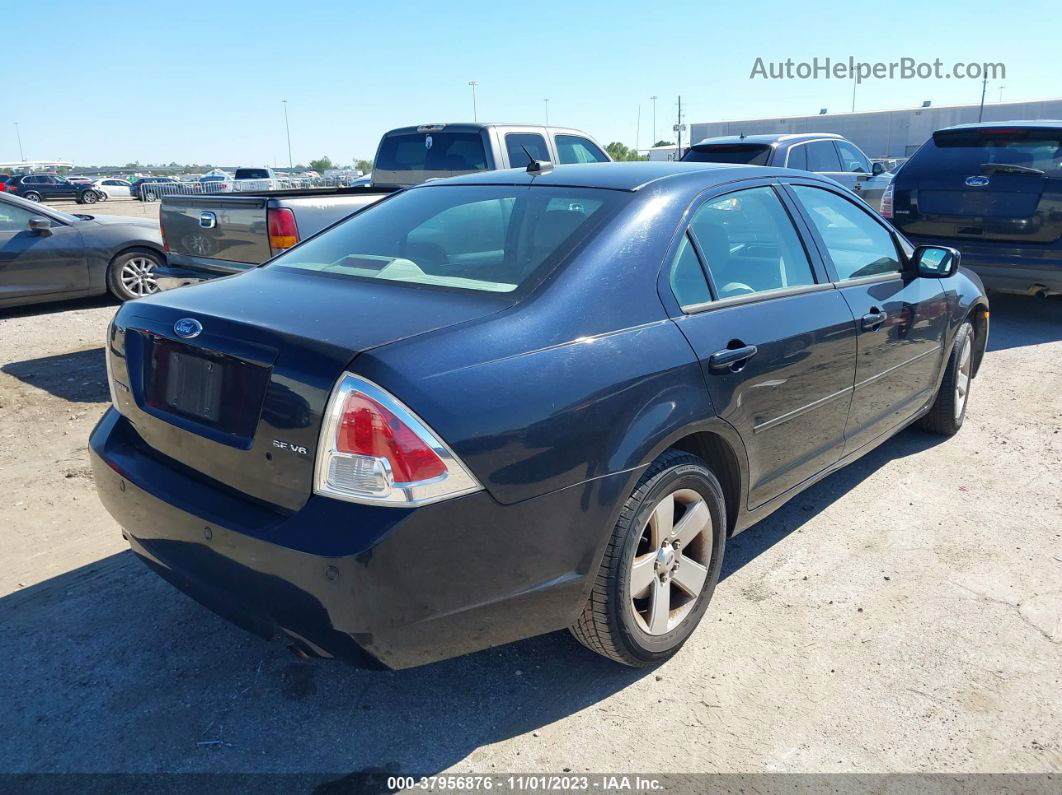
[4,114,1056,670]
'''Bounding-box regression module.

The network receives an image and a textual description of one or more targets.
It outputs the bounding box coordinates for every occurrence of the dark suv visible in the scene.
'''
[884,121,1062,297]
[682,133,891,206]
[6,174,100,204]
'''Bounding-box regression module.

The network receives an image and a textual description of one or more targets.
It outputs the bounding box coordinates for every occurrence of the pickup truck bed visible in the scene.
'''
[157,186,396,288]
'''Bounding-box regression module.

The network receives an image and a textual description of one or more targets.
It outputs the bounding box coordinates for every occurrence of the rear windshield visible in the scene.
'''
[374,132,489,184]
[234,168,270,179]
[904,128,1062,176]
[683,144,772,165]
[269,185,627,294]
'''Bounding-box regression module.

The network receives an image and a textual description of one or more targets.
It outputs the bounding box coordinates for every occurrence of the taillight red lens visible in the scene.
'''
[880,184,894,219]
[267,207,299,253]
[336,391,446,482]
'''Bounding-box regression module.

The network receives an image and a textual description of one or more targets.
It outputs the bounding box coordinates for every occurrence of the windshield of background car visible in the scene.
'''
[682,144,772,165]
[269,185,629,294]
[905,128,1062,176]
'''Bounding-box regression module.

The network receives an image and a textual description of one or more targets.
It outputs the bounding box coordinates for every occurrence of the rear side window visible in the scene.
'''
[376,132,489,174]
[555,135,609,164]
[505,133,550,168]
[786,145,808,170]
[682,144,772,165]
[792,185,901,280]
[904,128,1062,177]
[270,185,627,294]
[806,141,842,171]
[668,233,711,307]
[689,186,816,299]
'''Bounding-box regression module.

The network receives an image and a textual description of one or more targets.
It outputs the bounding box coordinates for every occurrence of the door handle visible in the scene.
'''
[861,310,887,331]
[709,345,758,371]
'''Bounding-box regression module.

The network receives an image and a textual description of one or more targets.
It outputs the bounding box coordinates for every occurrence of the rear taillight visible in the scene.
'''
[880,183,894,219]
[267,207,299,254]
[314,374,481,506]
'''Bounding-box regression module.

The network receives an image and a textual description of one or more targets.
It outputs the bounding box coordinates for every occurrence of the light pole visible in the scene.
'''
[544,98,549,125]
[282,100,293,171]
[468,81,479,122]
[978,76,988,122]
[650,96,658,144]
[13,122,24,161]
[998,84,1006,103]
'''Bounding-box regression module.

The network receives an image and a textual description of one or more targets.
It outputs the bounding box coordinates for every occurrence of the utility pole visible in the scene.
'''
[978,76,988,122]
[544,98,550,125]
[851,76,857,112]
[650,95,658,145]
[13,122,24,161]
[674,95,685,159]
[468,81,479,122]
[282,100,293,171]
[998,85,1006,103]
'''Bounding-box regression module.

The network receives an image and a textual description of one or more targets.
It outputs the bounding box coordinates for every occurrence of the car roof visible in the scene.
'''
[423,161,793,192]
[937,120,1062,132]
[383,123,592,136]
[691,133,842,147]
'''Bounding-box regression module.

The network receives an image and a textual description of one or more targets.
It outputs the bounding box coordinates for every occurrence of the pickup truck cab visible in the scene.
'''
[156,122,610,290]
[372,123,610,187]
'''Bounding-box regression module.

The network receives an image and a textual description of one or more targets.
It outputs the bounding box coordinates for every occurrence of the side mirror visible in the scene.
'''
[28,218,52,235]
[871,161,885,176]
[913,245,960,278]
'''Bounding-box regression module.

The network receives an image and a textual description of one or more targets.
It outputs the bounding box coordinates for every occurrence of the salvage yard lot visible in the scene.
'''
[0,291,1059,774]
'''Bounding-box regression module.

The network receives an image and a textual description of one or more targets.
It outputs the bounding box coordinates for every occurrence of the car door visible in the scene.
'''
[662,180,858,508]
[0,203,89,304]
[554,134,610,164]
[835,139,886,205]
[785,180,949,452]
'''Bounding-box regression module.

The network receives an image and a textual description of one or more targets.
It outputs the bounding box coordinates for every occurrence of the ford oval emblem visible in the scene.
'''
[965,175,990,187]
[174,318,203,339]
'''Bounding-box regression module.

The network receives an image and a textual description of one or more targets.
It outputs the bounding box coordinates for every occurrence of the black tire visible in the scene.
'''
[23,191,42,202]
[80,190,99,204]
[107,248,163,301]
[919,320,975,436]
[570,450,726,666]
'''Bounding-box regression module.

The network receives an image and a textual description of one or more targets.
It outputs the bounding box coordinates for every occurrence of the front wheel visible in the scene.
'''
[570,450,726,666]
[108,249,162,301]
[23,191,42,202]
[80,190,99,204]
[919,320,975,436]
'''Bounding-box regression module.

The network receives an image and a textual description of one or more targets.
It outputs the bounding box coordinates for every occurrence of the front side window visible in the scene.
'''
[835,141,871,173]
[505,133,550,168]
[688,186,816,299]
[555,135,609,164]
[0,203,37,232]
[806,141,842,172]
[668,233,711,307]
[792,185,901,280]
[270,185,626,294]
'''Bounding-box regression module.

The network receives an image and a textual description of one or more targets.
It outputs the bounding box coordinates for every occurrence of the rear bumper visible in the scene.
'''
[154,258,250,290]
[89,409,620,669]
[906,235,1062,296]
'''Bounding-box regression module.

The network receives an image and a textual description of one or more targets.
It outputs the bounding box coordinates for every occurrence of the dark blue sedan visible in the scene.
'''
[90,161,989,669]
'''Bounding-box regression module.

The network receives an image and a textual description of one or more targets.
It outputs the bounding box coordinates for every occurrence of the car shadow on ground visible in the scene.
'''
[0,425,944,777]
[1,347,108,403]
[984,292,1061,352]
[0,293,117,320]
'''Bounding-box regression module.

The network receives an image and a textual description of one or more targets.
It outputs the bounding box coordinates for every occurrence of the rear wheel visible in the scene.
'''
[108,249,162,301]
[920,320,974,436]
[23,191,42,202]
[570,450,726,666]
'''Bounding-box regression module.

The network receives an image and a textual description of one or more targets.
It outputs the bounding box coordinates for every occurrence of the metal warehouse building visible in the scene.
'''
[686,97,1062,159]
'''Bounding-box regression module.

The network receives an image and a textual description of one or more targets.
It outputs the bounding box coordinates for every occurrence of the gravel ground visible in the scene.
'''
[51,197,160,220]
[0,290,1059,776]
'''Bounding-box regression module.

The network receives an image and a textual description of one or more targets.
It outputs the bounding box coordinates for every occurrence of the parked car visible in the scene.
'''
[5,174,101,204]
[874,157,908,174]
[232,167,281,191]
[93,177,134,201]
[197,174,232,193]
[0,191,165,307]
[130,177,178,201]
[371,122,610,187]
[682,133,893,207]
[90,161,988,670]
[66,176,95,185]
[0,175,12,192]
[883,121,1062,297]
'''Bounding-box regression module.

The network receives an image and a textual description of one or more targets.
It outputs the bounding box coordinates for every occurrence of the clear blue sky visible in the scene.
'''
[4,0,1055,166]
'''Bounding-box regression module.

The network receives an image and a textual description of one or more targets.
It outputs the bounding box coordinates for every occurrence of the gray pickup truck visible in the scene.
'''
[156,122,609,289]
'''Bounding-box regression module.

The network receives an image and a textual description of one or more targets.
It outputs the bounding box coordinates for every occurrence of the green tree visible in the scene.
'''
[355,159,373,174]
[308,156,334,173]
[604,142,647,161]
[653,140,675,147]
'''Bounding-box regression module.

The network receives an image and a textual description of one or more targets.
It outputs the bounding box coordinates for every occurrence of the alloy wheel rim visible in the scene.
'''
[629,488,712,636]
[954,338,972,420]
[120,257,159,297]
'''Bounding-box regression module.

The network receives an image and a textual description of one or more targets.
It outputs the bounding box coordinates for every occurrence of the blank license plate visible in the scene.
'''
[162,351,224,422]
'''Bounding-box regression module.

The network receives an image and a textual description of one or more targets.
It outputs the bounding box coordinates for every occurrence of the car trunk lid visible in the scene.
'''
[107,267,509,511]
